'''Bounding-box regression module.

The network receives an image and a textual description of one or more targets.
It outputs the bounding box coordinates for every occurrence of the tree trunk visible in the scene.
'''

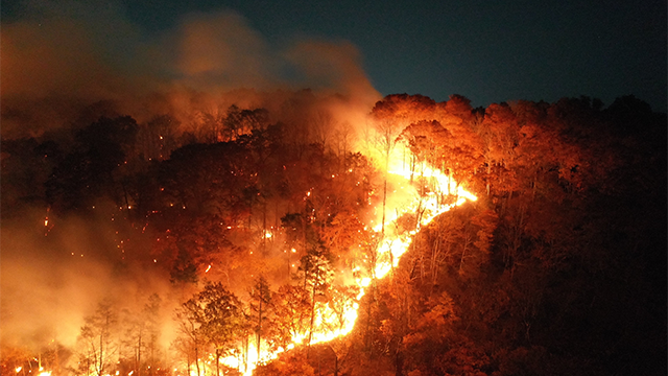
[262,201,267,252]
[257,297,263,361]
[215,348,220,376]
[459,239,471,273]
[308,267,318,357]
[244,335,250,373]
[137,331,142,376]
[194,344,200,376]
[98,325,105,376]
[394,350,404,376]
[486,163,491,196]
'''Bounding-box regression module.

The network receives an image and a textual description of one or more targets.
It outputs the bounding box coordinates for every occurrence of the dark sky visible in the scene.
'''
[2,0,666,111]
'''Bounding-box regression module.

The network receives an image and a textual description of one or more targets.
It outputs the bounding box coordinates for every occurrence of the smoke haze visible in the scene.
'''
[1,0,380,138]
[0,205,181,350]
[1,0,381,357]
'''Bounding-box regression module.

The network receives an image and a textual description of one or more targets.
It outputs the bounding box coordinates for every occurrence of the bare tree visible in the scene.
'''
[78,299,119,376]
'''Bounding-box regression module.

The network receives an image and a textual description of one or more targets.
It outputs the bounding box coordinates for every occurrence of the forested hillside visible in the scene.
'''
[2,92,665,376]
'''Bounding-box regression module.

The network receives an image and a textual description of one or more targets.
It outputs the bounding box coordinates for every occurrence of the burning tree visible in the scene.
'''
[268,285,312,351]
[180,281,245,376]
[248,275,273,363]
[298,249,335,349]
[3,85,662,376]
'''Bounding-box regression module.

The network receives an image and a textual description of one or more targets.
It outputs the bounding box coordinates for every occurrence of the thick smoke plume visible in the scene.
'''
[1,0,379,138]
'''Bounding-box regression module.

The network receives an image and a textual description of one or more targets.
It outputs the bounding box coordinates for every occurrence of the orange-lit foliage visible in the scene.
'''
[1,93,664,376]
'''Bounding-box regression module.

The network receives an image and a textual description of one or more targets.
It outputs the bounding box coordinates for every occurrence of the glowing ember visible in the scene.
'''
[216,142,477,375]
[29,134,476,376]
[167,140,476,376]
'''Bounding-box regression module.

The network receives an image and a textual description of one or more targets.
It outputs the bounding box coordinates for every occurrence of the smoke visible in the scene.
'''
[284,39,380,106]
[1,0,141,100]
[0,1,383,362]
[1,0,380,138]
[174,11,273,90]
[0,205,180,351]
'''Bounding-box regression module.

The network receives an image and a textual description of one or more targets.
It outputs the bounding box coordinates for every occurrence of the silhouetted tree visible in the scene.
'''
[249,275,273,360]
[78,299,119,376]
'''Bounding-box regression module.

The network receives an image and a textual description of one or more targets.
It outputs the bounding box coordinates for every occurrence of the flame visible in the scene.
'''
[369,143,477,281]
[57,138,476,376]
[287,143,476,361]
[214,143,477,376]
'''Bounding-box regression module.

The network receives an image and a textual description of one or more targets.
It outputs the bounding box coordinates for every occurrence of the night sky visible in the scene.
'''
[2,0,666,111]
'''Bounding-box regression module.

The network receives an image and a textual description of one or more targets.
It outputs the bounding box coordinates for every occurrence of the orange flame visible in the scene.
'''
[214,142,477,376]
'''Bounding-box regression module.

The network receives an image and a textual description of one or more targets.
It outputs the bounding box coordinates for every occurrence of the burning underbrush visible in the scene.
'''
[1,128,477,376]
[3,91,664,376]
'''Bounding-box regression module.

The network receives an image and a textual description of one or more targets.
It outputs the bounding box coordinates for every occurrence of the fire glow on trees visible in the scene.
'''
[207,139,478,375]
[3,93,665,376]
[1,109,478,376]
[1,0,664,371]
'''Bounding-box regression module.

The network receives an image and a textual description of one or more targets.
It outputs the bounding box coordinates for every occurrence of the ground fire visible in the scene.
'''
[1,93,665,376]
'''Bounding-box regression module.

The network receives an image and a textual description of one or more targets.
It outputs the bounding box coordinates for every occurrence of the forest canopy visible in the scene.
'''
[1,92,666,376]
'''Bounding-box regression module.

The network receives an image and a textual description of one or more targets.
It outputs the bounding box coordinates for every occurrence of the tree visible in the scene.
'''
[396,120,452,180]
[224,106,270,140]
[327,285,360,334]
[122,294,163,376]
[174,299,205,376]
[78,299,119,376]
[442,94,475,125]
[170,247,199,284]
[370,94,436,235]
[249,275,273,362]
[476,103,521,197]
[45,116,139,214]
[297,249,335,350]
[377,269,418,376]
[194,282,245,376]
[136,114,179,161]
[174,282,245,376]
[0,137,62,218]
[401,291,461,376]
[269,285,312,350]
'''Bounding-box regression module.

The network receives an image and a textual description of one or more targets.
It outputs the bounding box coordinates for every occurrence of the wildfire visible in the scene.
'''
[36,139,476,376]
[213,143,477,376]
